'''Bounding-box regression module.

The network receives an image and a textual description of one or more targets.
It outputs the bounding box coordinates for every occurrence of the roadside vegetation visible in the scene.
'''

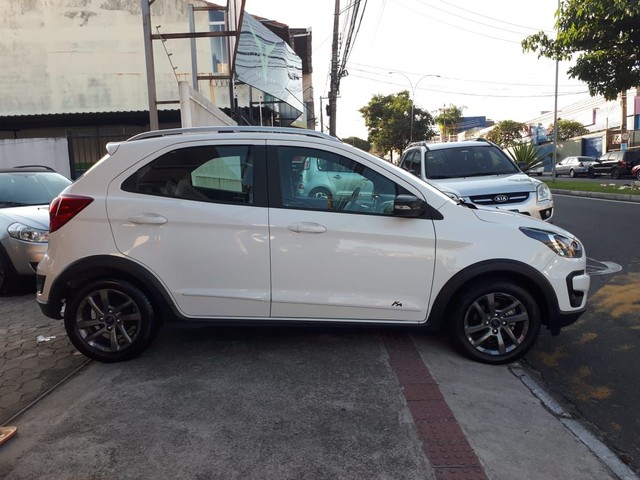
[544,179,640,196]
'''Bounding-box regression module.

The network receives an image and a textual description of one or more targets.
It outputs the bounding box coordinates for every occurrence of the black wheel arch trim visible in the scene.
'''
[39,255,177,321]
[425,259,580,333]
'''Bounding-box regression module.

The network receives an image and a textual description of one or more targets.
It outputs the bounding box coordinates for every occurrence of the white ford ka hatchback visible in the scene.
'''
[36,127,589,364]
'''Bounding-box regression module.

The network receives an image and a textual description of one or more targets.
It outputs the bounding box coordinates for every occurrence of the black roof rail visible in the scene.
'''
[406,141,430,148]
[125,126,341,143]
[13,165,56,171]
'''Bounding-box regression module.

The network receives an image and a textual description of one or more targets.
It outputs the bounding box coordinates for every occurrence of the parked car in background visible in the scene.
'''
[399,139,554,221]
[555,156,597,177]
[0,166,72,292]
[632,164,640,181]
[517,161,544,176]
[36,126,588,365]
[588,149,640,179]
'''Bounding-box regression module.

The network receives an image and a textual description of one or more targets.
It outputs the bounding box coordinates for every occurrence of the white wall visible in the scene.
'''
[0,0,217,117]
[0,138,71,178]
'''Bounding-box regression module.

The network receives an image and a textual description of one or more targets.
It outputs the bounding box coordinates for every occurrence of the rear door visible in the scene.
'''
[106,141,271,319]
[268,141,436,322]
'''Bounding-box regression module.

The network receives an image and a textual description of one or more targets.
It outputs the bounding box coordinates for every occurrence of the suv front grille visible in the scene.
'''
[470,191,530,205]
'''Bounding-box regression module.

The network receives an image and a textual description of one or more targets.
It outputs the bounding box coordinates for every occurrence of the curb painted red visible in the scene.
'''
[382,332,489,480]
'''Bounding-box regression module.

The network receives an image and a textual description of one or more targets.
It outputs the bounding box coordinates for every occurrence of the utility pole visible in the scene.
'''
[328,0,340,137]
[141,0,159,130]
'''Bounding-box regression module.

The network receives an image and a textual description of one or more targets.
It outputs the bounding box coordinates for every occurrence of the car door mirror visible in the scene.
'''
[393,195,426,217]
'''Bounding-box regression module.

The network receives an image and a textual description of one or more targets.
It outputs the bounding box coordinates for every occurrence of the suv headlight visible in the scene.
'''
[520,227,583,257]
[536,182,551,202]
[8,223,49,243]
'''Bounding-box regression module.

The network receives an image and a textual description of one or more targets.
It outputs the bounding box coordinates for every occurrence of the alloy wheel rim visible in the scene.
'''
[75,288,142,353]
[463,292,530,356]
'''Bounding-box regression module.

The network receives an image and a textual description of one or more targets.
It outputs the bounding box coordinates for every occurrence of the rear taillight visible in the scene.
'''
[49,195,94,233]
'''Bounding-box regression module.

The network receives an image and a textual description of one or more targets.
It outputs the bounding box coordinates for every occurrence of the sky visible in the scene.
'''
[243,0,593,139]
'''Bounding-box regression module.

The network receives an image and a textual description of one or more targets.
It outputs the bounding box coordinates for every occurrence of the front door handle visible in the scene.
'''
[127,214,168,225]
[333,175,342,179]
[287,222,327,233]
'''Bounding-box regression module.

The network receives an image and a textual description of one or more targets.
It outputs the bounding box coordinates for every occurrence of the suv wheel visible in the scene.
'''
[587,168,595,178]
[64,280,158,363]
[611,168,620,179]
[450,281,541,364]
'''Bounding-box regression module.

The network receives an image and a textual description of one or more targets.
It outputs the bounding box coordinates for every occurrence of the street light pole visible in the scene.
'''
[389,72,440,143]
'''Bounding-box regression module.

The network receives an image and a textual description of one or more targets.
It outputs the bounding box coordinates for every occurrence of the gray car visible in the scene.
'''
[555,156,596,177]
[0,166,71,292]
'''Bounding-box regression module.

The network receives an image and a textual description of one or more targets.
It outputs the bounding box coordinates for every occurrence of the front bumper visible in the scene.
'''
[0,237,47,276]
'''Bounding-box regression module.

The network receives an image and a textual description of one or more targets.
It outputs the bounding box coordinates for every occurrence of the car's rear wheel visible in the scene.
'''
[450,281,541,364]
[636,169,640,181]
[64,280,158,363]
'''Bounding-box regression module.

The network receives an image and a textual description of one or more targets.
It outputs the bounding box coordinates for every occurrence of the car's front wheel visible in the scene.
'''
[64,280,158,362]
[569,169,576,178]
[611,168,620,179]
[636,169,640,181]
[450,281,541,364]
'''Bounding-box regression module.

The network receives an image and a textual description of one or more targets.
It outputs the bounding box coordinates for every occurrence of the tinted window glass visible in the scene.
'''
[122,145,255,205]
[0,172,71,207]
[277,146,408,215]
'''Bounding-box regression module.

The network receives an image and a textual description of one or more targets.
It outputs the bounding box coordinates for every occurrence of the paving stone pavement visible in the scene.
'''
[0,292,88,425]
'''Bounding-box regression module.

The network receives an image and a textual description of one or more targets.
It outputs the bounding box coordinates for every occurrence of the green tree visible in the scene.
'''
[549,119,589,141]
[359,91,435,155]
[522,0,640,100]
[434,104,465,140]
[341,136,371,152]
[505,143,547,172]
[484,120,527,148]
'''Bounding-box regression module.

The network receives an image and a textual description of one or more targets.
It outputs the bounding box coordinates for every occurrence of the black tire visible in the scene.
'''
[611,168,620,179]
[64,279,158,363]
[636,170,640,181]
[450,281,541,365]
[588,168,595,179]
[569,169,576,178]
[0,248,15,294]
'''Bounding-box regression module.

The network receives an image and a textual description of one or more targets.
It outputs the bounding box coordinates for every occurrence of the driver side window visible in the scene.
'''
[277,146,407,215]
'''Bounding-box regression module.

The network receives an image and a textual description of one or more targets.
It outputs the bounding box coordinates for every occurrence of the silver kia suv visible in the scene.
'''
[399,139,553,221]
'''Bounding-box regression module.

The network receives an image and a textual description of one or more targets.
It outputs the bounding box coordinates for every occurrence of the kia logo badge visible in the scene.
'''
[494,195,509,203]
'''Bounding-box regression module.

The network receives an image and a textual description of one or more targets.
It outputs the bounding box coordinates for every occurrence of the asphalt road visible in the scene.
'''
[524,192,640,472]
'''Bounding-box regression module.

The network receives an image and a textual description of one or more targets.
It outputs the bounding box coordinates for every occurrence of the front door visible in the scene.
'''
[268,143,436,322]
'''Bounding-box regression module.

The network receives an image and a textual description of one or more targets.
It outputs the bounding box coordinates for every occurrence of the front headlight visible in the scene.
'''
[536,182,551,202]
[8,223,49,243]
[520,227,583,257]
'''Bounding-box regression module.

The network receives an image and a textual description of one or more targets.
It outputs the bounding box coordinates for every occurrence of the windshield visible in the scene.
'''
[0,172,71,208]
[424,146,519,179]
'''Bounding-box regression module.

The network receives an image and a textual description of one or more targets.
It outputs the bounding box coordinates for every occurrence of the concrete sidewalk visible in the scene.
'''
[1,325,636,480]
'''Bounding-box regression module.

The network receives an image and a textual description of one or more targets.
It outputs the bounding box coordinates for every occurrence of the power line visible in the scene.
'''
[432,0,554,34]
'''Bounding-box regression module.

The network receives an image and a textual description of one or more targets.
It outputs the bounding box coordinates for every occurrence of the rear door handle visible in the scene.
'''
[287,222,327,233]
[127,214,168,225]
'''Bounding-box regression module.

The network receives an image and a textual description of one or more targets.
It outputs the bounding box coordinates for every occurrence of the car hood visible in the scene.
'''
[471,205,574,237]
[429,173,537,197]
[0,205,51,230]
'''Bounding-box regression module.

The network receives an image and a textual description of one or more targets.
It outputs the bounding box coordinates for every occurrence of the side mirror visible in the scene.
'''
[393,195,426,217]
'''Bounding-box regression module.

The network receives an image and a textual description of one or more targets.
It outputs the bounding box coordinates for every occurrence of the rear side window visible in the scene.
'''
[122,145,256,205]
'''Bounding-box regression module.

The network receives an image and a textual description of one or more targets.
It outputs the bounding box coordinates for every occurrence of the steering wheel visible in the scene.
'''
[342,186,361,211]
